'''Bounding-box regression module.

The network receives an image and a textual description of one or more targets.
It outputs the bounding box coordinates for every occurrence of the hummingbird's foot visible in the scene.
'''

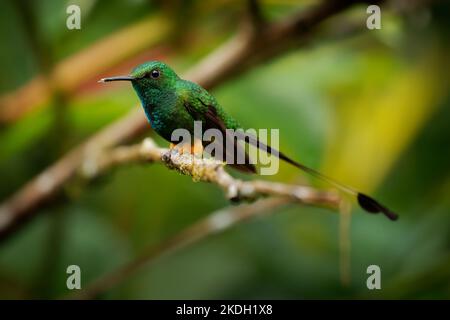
[191,138,204,158]
[169,142,191,155]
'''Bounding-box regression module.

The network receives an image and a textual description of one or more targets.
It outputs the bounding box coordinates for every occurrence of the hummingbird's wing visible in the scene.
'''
[182,90,256,173]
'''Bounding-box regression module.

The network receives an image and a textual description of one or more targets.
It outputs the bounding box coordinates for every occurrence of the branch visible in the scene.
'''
[70,197,302,299]
[71,137,339,299]
[0,0,374,240]
[81,138,340,207]
[60,136,340,299]
[0,14,172,123]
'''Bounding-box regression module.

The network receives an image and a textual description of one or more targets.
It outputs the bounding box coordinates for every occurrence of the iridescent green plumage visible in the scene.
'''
[126,61,253,173]
[100,61,398,220]
[130,61,240,142]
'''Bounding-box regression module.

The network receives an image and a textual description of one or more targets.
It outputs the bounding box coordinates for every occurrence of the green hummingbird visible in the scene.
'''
[100,61,398,221]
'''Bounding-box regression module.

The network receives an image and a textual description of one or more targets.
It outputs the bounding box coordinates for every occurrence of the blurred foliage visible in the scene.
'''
[0,0,449,299]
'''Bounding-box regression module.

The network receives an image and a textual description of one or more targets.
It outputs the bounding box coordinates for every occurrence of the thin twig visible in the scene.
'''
[339,199,352,286]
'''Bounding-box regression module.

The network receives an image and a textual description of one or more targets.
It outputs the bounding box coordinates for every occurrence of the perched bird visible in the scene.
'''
[100,61,398,221]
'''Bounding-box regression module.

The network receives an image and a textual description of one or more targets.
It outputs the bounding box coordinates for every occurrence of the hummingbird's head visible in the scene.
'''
[99,61,179,93]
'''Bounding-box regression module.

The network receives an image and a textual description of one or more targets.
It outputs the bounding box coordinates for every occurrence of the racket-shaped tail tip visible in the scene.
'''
[357,193,398,221]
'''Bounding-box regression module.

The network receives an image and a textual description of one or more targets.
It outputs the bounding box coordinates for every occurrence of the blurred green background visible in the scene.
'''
[0,0,449,299]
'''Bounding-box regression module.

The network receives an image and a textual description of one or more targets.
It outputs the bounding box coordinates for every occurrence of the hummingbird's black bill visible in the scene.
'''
[98,75,134,83]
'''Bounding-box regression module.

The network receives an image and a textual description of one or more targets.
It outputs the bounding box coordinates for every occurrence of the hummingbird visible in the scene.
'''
[100,61,398,221]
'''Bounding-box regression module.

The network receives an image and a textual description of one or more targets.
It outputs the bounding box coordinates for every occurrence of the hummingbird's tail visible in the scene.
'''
[236,131,398,221]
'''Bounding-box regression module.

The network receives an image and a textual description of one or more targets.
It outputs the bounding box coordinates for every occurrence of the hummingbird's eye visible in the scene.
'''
[150,69,160,79]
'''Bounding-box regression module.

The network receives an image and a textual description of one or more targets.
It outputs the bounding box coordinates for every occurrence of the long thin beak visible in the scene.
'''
[98,75,134,83]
